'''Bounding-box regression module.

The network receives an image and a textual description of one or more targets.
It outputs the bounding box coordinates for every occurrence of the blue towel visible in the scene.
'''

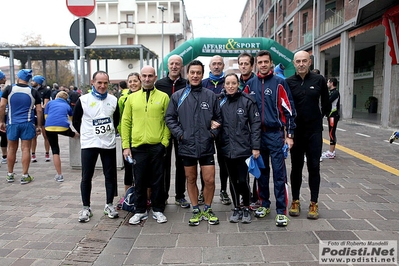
[247,155,265,179]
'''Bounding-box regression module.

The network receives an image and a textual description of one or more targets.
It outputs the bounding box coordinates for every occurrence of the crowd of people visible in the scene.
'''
[6,48,376,228]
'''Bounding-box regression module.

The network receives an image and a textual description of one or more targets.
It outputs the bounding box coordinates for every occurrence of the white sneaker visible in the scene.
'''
[104,203,119,219]
[321,151,335,159]
[54,174,64,182]
[129,212,148,224]
[152,211,167,223]
[1,158,6,164]
[78,207,92,223]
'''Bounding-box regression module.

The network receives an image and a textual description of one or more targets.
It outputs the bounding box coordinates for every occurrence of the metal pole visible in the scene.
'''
[158,5,167,78]
[79,18,86,88]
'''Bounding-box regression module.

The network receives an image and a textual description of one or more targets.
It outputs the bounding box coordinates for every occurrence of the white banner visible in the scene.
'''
[67,0,95,6]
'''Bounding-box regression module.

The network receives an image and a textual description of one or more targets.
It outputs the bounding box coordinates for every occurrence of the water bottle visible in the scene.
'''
[126,155,134,164]
[282,144,288,159]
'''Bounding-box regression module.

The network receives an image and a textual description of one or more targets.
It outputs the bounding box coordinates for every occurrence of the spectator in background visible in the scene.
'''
[274,63,286,79]
[51,83,60,100]
[286,51,331,220]
[69,86,80,110]
[0,70,8,164]
[31,75,51,163]
[44,91,79,182]
[201,55,231,206]
[321,77,340,159]
[0,69,42,184]
[238,52,256,91]
[155,54,189,208]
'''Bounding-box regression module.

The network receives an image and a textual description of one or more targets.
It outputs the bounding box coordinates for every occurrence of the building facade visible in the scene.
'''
[87,0,192,81]
[240,0,399,127]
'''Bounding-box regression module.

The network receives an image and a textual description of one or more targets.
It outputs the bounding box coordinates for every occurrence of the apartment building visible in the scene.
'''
[240,0,399,127]
[87,0,192,81]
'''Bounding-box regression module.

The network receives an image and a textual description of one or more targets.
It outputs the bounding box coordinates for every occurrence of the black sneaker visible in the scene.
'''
[219,190,232,205]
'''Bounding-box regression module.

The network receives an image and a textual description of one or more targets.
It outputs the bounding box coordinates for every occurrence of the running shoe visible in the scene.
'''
[152,211,167,223]
[45,153,51,162]
[78,207,92,223]
[31,154,37,163]
[129,212,148,225]
[307,201,319,219]
[202,208,219,225]
[175,198,190,208]
[6,173,15,183]
[20,174,34,184]
[254,207,270,218]
[104,203,119,219]
[275,214,289,227]
[249,200,260,211]
[389,131,398,143]
[1,158,6,164]
[219,190,232,205]
[189,208,202,226]
[241,207,252,224]
[321,150,335,159]
[229,208,242,223]
[289,200,301,216]
[198,191,204,205]
[54,174,64,182]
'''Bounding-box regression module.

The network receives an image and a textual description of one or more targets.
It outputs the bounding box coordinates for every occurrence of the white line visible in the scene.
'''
[384,140,399,145]
[337,128,346,132]
[355,133,370,138]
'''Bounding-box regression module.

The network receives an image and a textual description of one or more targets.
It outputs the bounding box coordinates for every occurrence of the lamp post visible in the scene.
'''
[158,5,167,78]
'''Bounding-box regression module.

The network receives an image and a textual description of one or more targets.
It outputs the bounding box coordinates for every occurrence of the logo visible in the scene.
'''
[310,86,315,89]
[264,88,272,96]
[236,108,245,115]
[200,102,210,110]
[319,240,397,264]
[90,102,97,107]
[254,111,260,117]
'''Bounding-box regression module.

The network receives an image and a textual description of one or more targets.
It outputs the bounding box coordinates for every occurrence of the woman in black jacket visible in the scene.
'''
[218,73,261,223]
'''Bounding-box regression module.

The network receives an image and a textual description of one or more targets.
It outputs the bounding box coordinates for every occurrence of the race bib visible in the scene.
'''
[92,117,113,135]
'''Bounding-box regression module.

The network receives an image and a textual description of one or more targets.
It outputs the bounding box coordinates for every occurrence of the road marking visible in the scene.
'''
[323,139,399,176]
[337,128,346,132]
[355,133,370,137]
[384,140,399,145]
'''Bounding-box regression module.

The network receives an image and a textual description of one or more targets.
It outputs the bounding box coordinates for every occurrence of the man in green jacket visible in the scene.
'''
[121,66,170,225]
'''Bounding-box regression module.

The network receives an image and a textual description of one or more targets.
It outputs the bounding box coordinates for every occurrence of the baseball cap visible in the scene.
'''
[17,69,33,82]
[32,75,46,85]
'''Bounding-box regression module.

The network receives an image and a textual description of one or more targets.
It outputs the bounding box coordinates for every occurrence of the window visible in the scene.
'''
[127,14,134,28]
[288,22,293,43]
[302,12,308,34]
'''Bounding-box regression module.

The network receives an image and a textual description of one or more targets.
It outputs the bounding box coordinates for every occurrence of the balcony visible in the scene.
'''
[320,9,344,35]
[119,22,136,36]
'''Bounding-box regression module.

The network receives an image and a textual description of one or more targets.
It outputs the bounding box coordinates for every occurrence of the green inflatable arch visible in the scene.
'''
[158,37,295,78]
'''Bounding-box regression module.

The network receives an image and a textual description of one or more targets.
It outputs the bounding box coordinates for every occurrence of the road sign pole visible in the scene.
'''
[79,18,85,88]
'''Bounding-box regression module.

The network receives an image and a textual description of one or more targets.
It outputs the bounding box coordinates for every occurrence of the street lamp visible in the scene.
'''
[158,5,167,78]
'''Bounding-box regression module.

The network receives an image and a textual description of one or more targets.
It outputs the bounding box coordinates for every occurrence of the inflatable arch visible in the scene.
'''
[158,37,295,78]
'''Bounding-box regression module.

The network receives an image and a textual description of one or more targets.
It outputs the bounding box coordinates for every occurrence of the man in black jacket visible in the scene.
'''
[286,51,331,220]
[165,60,222,226]
[155,55,189,208]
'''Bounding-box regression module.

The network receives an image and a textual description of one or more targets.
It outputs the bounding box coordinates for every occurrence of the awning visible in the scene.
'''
[382,5,399,65]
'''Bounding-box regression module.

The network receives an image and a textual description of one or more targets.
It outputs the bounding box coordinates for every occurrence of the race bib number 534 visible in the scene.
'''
[93,117,113,135]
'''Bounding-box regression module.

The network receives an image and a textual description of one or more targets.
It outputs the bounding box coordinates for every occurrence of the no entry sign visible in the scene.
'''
[66,0,96,17]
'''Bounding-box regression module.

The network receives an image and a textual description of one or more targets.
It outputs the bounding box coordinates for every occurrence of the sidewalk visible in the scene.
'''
[1,120,399,265]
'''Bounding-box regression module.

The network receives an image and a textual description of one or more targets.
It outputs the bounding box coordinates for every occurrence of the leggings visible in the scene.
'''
[46,128,76,155]
[224,157,251,208]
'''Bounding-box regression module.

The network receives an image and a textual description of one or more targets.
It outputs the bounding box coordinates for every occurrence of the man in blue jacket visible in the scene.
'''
[245,50,296,227]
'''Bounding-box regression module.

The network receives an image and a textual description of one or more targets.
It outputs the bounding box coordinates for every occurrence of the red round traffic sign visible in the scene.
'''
[66,0,96,17]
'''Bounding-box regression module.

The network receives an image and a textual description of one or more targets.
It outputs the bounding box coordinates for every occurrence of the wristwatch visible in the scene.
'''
[287,133,294,139]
